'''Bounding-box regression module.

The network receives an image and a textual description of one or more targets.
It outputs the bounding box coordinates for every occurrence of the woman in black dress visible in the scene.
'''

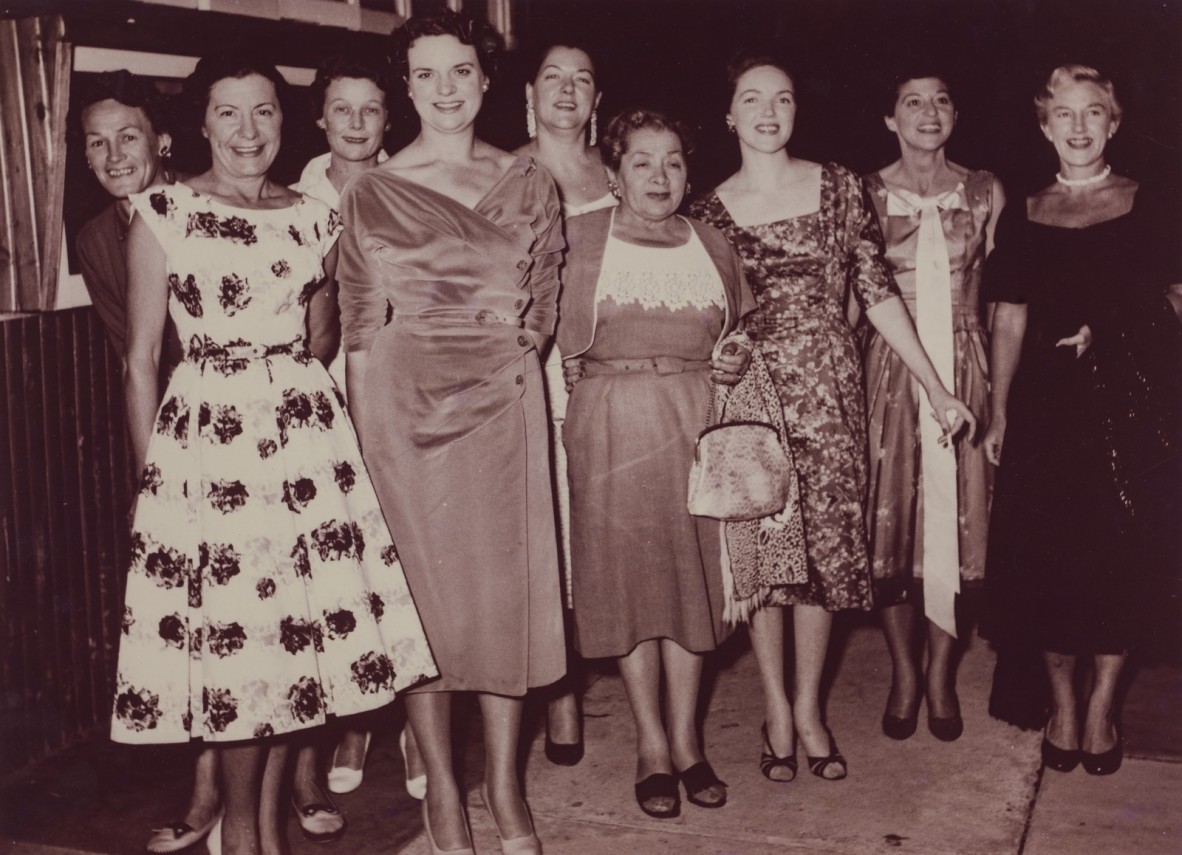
[982,64,1182,776]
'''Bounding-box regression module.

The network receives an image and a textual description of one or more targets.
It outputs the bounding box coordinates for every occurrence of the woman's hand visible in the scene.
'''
[711,341,750,387]
[562,359,585,392]
[983,415,1006,466]
[1055,324,1093,358]
[927,385,977,444]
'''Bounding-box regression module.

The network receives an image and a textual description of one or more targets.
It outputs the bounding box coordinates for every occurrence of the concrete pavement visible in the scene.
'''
[3,619,1179,854]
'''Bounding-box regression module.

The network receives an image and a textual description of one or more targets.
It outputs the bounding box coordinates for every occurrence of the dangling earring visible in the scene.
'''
[725,118,736,134]
[159,144,171,160]
[588,111,598,147]
[685,181,692,196]
[608,178,620,198]
[526,101,537,139]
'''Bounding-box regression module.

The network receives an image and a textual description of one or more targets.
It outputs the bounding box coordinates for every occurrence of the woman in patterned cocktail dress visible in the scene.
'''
[689,54,974,783]
[114,54,434,855]
[861,73,1005,744]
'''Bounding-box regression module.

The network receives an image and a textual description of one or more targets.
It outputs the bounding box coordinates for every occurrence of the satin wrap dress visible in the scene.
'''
[336,157,567,696]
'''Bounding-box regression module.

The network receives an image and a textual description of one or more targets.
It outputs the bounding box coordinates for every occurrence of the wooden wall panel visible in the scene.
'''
[0,308,133,774]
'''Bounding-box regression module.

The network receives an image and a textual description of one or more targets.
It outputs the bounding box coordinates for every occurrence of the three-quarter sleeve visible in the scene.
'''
[335,178,389,354]
[523,171,565,337]
[838,166,898,311]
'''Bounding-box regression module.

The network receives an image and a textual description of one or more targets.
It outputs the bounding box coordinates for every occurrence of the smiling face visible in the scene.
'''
[886,77,956,153]
[320,76,388,164]
[81,99,168,200]
[406,34,486,134]
[728,64,796,155]
[528,45,600,135]
[1041,79,1117,172]
[202,73,282,180]
[613,127,687,223]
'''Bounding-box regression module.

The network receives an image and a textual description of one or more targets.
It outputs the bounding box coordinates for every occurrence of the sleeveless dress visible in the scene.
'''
[111,185,436,744]
[688,164,898,612]
[336,157,567,696]
[862,170,995,630]
[982,187,1182,659]
[562,225,728,657]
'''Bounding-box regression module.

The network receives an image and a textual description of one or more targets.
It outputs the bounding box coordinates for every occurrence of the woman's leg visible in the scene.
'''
[547,612,583,749]
[219,743,265,855]
[478,693,534,839]
[748,605,795,771]
[408,692,468,851]
[1042,651,1080,749]
[188,746,222,824]
[793,604,841,774]
[1082,653,1126,754]
[618,639,674,812]
[258,741,290,855]
[329,728,369,774]
[925,620,959,720]
[661,639,724,805]
[290,741,322,808]
[880,602,921,718]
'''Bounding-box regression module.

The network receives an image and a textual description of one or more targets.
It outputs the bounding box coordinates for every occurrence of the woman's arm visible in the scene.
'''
[307,277,341,365]
[865,296,977,440]
[123,215,171,475]
[983,301,1027,465]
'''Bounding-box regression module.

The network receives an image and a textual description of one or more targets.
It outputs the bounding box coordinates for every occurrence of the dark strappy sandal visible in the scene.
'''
[759,723,797,782]
[677,761,727,808]
[634,772,681,819]
[805,728,847,781]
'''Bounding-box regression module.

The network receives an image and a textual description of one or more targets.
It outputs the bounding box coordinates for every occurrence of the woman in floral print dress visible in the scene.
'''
[113,54,434,855]
[688,54,974,783]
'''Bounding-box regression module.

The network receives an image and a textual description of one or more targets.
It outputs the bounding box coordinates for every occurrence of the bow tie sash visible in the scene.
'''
[886,185,966,638]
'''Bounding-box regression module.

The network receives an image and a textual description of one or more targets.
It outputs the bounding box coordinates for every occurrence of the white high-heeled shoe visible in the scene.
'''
[401,728,427,800]
[326,731,372,795]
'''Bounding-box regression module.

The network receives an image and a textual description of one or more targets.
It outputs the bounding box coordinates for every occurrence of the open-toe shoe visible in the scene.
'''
[805,728,847,781]
[634,772,680,819]
[146,810,223,854]
[759,723,797,782]
[292,794,346,843]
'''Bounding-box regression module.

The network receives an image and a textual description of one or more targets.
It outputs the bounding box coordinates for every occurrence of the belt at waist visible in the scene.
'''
[390,309,526,329]
[185,339,309,363]
[579,356,711,377]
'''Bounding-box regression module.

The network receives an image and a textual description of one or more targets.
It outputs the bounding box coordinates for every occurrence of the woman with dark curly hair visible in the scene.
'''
[557,107,753,819]
[111,52,434,855]
[336,11,566,854]
[688,54,974,784]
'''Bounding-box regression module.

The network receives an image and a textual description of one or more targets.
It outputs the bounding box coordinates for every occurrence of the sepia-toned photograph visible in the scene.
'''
[1,1,1179,853]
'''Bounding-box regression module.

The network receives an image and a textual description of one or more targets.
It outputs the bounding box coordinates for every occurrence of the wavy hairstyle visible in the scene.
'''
[600,107,694,172]
[1034,64,1122,124]
[389,9,503,82]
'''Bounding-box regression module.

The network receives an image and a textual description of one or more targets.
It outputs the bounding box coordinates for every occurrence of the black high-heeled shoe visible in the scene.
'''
[882,710,919,741]
[1081,729,1123,776]
[759,723,797,782]
[677,761,727,809]
[634,773,680,819]
[927,689,963,742]
[1040,736,1081,773]
[805,728,847,781]
[544,733,584,767]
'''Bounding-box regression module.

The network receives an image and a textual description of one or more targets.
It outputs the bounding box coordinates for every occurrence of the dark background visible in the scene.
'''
[60,0,1182,248]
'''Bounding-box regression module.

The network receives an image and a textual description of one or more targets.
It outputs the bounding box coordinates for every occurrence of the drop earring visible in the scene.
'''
[725,118,736,134]
[526,101,537,139]
[588,111,597,147]
[159,144,171,160]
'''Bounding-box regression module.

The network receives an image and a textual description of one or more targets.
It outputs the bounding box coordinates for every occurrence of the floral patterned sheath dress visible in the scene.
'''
[689,164,898,611]
[111,185,436,744]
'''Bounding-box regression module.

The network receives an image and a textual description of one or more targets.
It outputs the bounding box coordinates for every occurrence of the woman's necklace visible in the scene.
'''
[1056,164,1111,188]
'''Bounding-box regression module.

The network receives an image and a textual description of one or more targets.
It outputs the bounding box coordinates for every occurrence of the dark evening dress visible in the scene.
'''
[982,186,1182,703]
[689,164,899,612]
[336,157,567,696]
[112,186,436,744]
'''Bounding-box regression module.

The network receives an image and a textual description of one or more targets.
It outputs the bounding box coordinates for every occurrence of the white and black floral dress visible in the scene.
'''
[111,184,436,744]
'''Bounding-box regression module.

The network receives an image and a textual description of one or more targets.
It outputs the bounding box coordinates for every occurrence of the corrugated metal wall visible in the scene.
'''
[0,308,133,775]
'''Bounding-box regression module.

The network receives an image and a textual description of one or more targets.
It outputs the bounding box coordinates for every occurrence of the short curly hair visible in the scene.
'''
[881,71,955,118]
[600,107,694,172]
[1034,64,1121,124]
[183,52,289,129]
[74,69,170,138]
[308,54,392,118]
[389,9,503,82]
[726,51,795,99]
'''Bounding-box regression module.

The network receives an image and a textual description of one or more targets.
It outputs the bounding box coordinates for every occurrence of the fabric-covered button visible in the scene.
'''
[516,259,528,270]
[517,335,529,347]
[513,299,524,310]
[475,309,491,323]
[515,375,524,385]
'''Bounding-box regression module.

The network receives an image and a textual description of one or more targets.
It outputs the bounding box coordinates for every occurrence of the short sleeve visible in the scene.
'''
[301,195,342,259]
[983,202,1030,305]
[335,176,389,353]
[836,166,898,311]
[128,186,187,253]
